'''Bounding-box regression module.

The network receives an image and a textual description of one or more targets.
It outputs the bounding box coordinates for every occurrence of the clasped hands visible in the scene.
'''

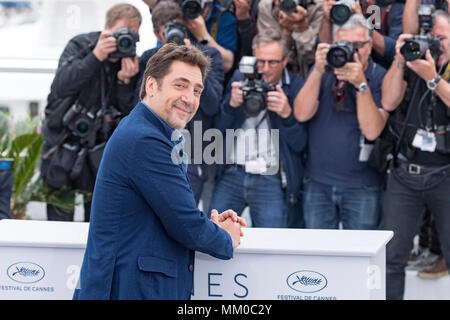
[210,209,246,248]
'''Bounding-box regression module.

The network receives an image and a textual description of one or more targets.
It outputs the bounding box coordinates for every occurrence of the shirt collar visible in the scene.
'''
[277,68,290,87]
[141,102,184,145]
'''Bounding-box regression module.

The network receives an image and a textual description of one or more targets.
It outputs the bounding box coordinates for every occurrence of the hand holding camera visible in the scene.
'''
[323,0,337,21]
[406,49,439,83]
[117,56,139,83]
[333,51,367,88]
[278,4,309,34]
[93,30,118,61]
[267,85,292,118]
[230,82,245,107]
[184,13,209,42]
[238,56,277,117]
[314,43,331,74]
[93,27,139,62]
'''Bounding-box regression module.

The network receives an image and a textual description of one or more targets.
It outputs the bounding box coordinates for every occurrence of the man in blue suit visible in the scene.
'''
[73,43,245,300]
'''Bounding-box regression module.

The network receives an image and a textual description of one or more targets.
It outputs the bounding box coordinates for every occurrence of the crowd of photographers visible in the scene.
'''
[0,0,446,300]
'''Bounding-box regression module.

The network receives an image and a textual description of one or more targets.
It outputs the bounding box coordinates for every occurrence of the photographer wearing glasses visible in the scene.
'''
[381,9,450,300]
[294,14,388,230]
[318,0,405,70]
[40,3,141,222]
[210,34,307,228]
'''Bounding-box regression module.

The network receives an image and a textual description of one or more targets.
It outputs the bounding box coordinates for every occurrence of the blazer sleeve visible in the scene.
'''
[129,133,233,260]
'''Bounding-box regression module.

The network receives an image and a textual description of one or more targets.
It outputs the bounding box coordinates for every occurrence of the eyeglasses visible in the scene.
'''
[350,40,370,49]
[257,58,284,68]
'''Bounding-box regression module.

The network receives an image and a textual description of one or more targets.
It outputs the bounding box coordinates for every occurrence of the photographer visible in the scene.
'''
[209,34,307,228]
[381,10,450,300]
[403,0,449,34]
[135,0,225,204]
[318,0,405,70]
[182,0,238,73]
[294,14,388,230]
[40,3,141,222]
[257,0,324,78]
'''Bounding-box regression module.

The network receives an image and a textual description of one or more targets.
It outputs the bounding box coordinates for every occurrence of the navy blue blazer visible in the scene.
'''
[73,102,233,300]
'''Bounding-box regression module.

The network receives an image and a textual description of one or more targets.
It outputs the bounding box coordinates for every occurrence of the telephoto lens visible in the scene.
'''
[400,34,441,61]
[163,20,187,46]
[175,0,203,20]
[109,27,139,59]
[330,0,355,25]
[326,40,355,68]
[280,0,299,14]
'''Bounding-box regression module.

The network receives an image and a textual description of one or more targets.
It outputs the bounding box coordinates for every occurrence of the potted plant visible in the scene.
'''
[0,111,89,219]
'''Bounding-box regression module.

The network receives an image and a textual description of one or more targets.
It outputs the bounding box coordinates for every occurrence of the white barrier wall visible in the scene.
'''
[192,228,393,300]
[0,220,393,300]
[0,220,88,299]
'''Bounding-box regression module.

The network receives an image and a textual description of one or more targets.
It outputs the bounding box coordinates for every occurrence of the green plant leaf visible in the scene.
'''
[10,132,43,206]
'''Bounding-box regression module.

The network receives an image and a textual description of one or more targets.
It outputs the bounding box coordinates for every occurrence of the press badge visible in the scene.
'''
[412,129,437,152]
[245,157,268,174]
[359,135,374,162]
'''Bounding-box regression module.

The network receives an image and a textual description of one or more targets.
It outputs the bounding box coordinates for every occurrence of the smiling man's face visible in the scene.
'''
[144,60,204,129]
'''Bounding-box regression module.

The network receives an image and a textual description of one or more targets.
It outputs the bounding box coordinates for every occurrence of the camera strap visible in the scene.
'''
[332,79,346,104]
[393,76,422,160]
[380,4,393,35]
[60,41,96,68]
[332,79,356,113]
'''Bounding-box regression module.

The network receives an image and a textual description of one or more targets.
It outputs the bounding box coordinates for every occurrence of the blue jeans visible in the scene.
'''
[209,166,288,228]
[302,178,382,230]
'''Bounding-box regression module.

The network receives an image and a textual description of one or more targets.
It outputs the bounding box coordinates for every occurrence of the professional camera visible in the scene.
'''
[163,20,188,45]
[326,40,355,68]
[400,34,441,61]
[62,104,97,140]
[108,27,139,59]
[175,0,203,20]
[279,0,315,14]
[330,0,356,25]
[239,56,276,117]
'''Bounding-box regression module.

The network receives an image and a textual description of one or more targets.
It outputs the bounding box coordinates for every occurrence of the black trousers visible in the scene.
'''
[383,164,450,300]
[418,210,442,255]
[47,200,91,222]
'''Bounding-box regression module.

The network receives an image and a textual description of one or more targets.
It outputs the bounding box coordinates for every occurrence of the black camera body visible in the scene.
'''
[400,34,441,61]
[62,104,97,141]
[398,2,442,62]
[330,0,355,25]
[326,40,355,69]
[239,56,276,117]
[279,0,315,14]
[108,27,139,59]
[175,0,203,20]
[163,20,187,45]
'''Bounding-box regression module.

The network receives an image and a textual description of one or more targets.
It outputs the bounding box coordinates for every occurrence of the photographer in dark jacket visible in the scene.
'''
[381,10,450,299]
[40,3,142,222]
[134,0,224,204]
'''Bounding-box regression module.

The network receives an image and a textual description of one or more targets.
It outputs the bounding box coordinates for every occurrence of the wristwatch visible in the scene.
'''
[200,34,211,45]
[427,75,441,91]
[117,78,130,85]
[357,82,369,93]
